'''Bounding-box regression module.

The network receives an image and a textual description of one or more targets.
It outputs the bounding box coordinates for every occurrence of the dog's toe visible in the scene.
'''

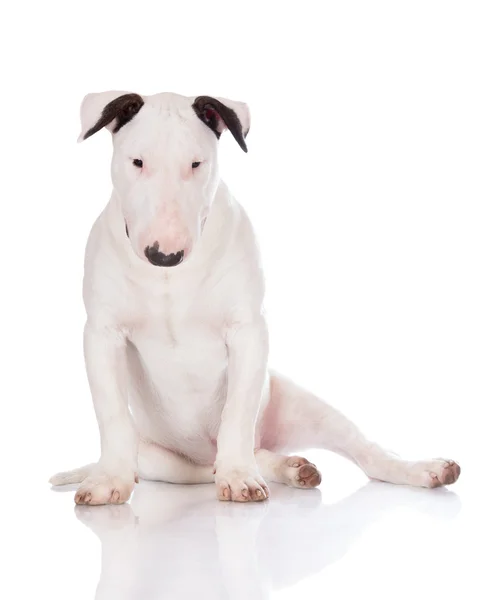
[425,459,461,488]
[404,458,461,488]
[215,468,270,503]
[74,473,135,506]
[283,456,322,489]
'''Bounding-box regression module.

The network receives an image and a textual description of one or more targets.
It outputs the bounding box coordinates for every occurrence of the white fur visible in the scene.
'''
[50,91,460,505]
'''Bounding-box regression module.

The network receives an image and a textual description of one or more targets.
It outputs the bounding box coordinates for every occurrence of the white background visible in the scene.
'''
[2,1,478,599]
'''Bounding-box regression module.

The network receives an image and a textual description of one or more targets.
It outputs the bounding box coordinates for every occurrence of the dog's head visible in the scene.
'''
[79,91,250,267]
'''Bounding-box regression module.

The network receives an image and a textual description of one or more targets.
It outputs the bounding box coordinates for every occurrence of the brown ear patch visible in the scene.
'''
[83,93,144,140]
[192,96,248,152]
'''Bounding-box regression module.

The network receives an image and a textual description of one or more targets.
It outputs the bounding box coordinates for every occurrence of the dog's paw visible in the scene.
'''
[281,456,322,489]
[215,466,270,503]
[417,459,461,488]
[74,471,136,506]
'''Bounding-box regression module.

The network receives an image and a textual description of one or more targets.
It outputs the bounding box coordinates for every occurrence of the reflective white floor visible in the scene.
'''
[10,452,476,600]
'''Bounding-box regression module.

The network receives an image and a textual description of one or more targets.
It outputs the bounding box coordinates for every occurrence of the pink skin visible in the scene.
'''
[139,205,192,257]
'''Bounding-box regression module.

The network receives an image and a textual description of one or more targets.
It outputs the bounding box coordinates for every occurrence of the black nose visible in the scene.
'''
[144,243,184,267]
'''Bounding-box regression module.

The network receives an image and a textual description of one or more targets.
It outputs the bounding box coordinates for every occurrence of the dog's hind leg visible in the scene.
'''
[49,464,95,486]
[138,440,215,484]
[258,371,460,489]
[50,441,214,489]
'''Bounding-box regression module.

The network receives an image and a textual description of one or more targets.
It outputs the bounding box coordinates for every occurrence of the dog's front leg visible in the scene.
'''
[74,321,138,506]
[215,317,270,502]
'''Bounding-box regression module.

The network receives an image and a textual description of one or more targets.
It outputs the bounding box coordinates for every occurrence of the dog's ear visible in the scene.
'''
[78,91,144,142]
[192,96,250,152]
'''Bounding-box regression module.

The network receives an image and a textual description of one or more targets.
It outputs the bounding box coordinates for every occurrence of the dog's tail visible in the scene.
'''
[49,464,94,486]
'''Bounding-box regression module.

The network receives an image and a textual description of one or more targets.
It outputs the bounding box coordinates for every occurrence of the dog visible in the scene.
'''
[50,91,460,505]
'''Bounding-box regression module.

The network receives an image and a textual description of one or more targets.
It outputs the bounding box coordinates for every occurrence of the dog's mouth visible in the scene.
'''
[125,222,129,238]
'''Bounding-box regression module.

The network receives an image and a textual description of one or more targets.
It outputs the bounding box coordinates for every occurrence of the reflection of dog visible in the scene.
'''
[75,480,461,599]
[50,91,460,505]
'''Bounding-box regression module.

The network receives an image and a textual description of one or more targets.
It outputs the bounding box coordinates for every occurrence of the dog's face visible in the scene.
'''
[79,91,250,267]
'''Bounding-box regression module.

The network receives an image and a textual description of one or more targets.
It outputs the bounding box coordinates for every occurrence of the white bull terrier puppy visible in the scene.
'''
[50,91,460,505]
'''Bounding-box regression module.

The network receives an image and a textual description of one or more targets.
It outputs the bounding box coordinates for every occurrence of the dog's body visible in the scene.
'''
[50,91,460,504]
[90,180,267,469]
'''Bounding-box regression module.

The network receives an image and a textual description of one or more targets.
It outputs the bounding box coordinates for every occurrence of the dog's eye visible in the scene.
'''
[132,159,143,168]
[192,161,201,169]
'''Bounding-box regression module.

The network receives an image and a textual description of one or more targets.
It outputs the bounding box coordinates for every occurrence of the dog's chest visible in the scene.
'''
[127,272,228,400]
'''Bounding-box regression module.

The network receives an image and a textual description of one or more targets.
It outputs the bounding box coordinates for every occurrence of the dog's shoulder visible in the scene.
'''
[82,197,140,322]
[202,184,266,322]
